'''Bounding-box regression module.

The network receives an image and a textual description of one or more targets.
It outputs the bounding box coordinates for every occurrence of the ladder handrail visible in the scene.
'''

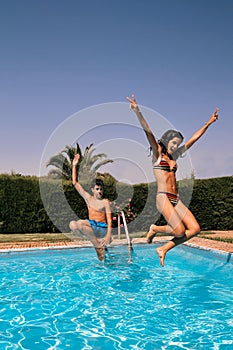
[120,210,132,248]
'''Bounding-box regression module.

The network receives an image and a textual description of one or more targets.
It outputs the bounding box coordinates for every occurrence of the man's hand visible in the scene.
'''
[72,154,80,167]
[100,234,112,247]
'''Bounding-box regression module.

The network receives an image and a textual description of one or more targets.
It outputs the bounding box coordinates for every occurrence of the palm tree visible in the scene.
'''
[46,142,113,181]
[78,144,114,183]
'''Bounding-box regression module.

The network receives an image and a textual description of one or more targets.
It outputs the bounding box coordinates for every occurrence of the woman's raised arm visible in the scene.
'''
[178,107,219,155]
[126,95,160,160]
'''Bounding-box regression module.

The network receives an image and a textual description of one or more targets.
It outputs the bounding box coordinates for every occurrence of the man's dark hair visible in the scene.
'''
[91,178,104,190]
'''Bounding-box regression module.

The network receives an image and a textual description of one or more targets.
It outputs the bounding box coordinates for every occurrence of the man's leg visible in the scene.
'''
[69,220,105,261]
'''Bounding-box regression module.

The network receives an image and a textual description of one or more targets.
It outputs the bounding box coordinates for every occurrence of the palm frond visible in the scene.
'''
[46,142,113,180]
[47,169,63,179]
[46,154,67,168]
[92,159,113,172]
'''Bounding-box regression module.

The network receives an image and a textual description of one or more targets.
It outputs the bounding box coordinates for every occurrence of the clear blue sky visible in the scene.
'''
[1,0,232,181]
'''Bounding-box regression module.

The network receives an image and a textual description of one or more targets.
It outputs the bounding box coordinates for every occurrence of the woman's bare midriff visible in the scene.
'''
[153,169,177,195]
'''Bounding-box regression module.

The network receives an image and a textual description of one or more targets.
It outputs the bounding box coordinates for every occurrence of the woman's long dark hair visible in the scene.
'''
[158,129,184,159]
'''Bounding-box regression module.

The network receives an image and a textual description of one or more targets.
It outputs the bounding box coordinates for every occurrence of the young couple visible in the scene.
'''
[70,95,218,266]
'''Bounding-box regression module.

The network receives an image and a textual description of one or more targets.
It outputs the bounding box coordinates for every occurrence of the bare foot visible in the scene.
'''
[146,225,158,244]
[156,247,166,267]
[95,247,105,261]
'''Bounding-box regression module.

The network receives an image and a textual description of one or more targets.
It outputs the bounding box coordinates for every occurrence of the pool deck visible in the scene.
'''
[0,231,233,254]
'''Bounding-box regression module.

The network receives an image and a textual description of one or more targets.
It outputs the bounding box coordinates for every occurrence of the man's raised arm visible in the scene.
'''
[72,154,89,200]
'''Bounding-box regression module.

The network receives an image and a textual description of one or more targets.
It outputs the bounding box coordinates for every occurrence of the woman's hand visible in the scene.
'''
[72,154,80,167]
[126,94,140,112]
[207,107,219,125]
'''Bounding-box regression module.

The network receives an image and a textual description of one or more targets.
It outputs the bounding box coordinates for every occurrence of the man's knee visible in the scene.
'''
[69,220,78,231]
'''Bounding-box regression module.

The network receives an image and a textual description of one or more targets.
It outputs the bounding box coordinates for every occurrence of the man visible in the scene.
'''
[69,154,112,261]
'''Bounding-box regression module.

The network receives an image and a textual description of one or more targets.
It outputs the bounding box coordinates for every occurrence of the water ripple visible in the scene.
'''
[0,245,232,349]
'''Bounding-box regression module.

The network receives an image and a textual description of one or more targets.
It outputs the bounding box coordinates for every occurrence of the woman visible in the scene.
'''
[127,95,218,267]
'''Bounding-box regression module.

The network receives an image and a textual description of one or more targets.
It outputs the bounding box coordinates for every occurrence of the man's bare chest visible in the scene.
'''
[88,199,105,212]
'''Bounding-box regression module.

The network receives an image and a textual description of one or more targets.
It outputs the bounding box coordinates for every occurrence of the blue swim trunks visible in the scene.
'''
[87,220,107,238]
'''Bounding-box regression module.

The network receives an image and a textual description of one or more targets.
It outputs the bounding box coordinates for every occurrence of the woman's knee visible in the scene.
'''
[173,223,186,238]
[193,223,201,235]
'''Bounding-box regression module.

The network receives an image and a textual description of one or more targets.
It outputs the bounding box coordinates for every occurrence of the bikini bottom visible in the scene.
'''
[157,192,179,207]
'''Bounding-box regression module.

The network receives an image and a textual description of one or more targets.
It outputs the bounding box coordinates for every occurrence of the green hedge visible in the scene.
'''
[0,174,232,233]
[188,177,233,230]
[0,175,54,233]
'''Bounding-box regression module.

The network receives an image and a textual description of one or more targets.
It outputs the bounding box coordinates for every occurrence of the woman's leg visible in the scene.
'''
[146,194,186,243]
[147,223,173,243]
[156,200,200,266]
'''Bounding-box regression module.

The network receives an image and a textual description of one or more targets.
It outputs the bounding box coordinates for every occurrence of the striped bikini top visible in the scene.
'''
[153,157,177,173]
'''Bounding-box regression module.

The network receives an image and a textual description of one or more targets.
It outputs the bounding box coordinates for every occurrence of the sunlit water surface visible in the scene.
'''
[0,244,232,350]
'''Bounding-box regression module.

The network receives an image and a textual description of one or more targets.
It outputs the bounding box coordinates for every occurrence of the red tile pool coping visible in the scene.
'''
[0,235,232,254]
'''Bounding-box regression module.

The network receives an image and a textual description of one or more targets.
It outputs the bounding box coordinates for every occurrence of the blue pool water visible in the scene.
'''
[0,244,232,350]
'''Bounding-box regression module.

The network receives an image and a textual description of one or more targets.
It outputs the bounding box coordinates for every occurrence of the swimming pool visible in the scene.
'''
[0,244,232,349]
